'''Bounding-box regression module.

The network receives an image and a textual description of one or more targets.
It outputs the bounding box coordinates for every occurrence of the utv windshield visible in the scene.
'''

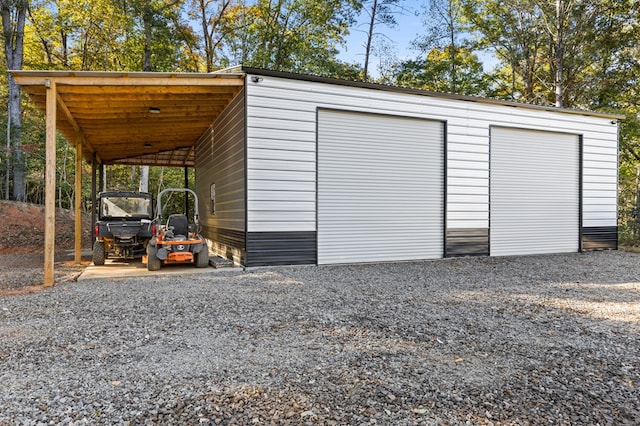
[100,196,153,219]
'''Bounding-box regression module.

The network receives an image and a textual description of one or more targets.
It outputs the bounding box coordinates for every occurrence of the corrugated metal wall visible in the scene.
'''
[195,88,246,264]
[243,74,619,264]
[317,110,444,264]
[582,123,619,250]
[490,127,580,256]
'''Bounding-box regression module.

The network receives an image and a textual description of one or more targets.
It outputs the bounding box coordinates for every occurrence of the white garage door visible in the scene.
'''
[490,127,580,256]
[317,110,444,264]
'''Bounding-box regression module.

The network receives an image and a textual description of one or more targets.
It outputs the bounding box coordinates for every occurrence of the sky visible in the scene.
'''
[336,1,426,76]
[336,1,499,78]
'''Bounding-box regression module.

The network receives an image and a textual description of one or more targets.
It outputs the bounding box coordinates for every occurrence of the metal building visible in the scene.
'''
[196,68,619,266]
[13,68,620,279]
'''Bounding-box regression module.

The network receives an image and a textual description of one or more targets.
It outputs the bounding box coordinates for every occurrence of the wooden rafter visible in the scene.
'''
[12,70,245,167]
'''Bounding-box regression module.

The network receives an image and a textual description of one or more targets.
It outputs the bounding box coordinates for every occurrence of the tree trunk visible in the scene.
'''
[139,165,149,192]
[363,0,378,82]
[448,0,456,93]
[142,5,153,71]
[554,0,564,108]
[1,0,27,201]
[198,0,213,72]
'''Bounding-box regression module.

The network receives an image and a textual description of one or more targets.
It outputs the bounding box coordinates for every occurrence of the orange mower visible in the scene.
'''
[144,188,209,271]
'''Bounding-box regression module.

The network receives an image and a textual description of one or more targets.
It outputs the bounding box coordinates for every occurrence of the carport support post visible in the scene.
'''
[91,154,96,242]
[44,79,57,287]
[74,139,83,263]
[184,167,189,216]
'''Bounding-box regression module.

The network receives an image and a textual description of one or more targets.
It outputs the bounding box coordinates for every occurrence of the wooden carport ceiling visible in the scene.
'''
[12,71,245,167]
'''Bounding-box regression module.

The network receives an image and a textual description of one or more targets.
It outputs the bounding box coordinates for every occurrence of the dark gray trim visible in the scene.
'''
[243,76,249,264]
[315,108,320,264]
[443,121,448,258]
[241,67,624,120]
[488,126,493,255]
[578,135,584,252]
[446,228,489,257]
[246,231,317,267]
[206,227,245,251]
[581,226,618,250]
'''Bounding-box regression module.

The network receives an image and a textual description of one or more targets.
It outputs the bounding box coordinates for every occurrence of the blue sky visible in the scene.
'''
[337,2,425,74]
[336,1,499,77]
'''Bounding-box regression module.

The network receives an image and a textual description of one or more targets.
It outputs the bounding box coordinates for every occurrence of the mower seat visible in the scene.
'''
[166,214,189,238]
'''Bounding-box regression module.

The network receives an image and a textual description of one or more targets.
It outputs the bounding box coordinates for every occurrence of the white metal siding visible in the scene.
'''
[245,74,618,260]
[490,127,580,256]
[317,110,444,264]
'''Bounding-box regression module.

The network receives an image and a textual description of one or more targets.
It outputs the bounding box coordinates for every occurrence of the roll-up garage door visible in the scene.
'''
[490,127,580,256]
[317,110,444,264]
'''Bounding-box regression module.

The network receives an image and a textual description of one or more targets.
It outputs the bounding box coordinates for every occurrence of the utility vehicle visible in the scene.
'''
[92,191,154,265]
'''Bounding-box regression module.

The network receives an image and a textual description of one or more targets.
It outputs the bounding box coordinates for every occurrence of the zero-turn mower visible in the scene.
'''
[144,188,209,271]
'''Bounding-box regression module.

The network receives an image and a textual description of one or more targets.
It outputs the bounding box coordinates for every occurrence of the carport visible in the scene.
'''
[11,70,245,286]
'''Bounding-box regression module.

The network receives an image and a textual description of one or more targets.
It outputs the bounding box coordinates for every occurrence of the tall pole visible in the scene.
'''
[554,0,564,108]
[74,139,82,263]
[184,166,189,217]
[91,153,97,244]
[5,101,10,199]
[44,79,57,287]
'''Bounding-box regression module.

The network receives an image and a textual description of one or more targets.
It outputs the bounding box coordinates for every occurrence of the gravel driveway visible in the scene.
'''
[1,251,639,425]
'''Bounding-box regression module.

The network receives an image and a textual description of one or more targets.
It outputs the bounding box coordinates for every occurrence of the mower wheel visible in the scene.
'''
[92,240,106,266]
[147,244,161,271]
[195,249,209,268]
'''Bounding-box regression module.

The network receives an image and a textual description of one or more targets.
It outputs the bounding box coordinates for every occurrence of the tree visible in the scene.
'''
[359,0,405,82]
[119,0,195,72]
[460,0,545,103]
[394,46,488,95]
[413,0,467,93]
[1,0,28,201]
[222,0,358,74]
[27,0,132,71]
[188,0,233,72]
[460,0,636,108]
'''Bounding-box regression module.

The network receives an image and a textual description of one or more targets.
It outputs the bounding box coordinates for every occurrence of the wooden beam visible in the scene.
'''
[11,71,243,169]
[56,93,101,165]
[91,153,97,248]
[66,98,229,110]
[74,138,83,264]
[44,79,57,287]
[13,74,245,87]
[67,109,225,119]
[62,95,233,104]
[56,84,242,94]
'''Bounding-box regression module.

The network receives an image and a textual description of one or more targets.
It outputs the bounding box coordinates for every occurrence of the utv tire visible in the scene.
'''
[195,249,209,268]
[147,244,161,271]
[92,240,106,266]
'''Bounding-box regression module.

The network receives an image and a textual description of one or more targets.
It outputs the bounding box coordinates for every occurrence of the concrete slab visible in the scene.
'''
[78,258,236,281]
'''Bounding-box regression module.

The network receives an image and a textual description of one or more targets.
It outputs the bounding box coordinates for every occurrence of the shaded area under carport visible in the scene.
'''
[11,70,246,286]
[78,257,237,281]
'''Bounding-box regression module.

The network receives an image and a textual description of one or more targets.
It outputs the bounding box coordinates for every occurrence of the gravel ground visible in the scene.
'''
[0,253,88,293]
[1,250,639,425]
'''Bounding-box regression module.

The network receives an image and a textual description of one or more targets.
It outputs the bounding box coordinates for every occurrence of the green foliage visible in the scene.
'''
[221,0,358,74]
[394,46,490,95]
[26,0,195,71]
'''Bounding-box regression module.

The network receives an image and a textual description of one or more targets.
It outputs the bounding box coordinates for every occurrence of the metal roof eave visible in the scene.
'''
[241,66,625,121]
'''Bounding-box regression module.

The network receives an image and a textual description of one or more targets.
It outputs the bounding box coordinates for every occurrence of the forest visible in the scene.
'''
[0,0,639,241]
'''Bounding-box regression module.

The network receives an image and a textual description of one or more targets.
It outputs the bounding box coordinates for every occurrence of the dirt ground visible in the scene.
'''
[0,200,92,296]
